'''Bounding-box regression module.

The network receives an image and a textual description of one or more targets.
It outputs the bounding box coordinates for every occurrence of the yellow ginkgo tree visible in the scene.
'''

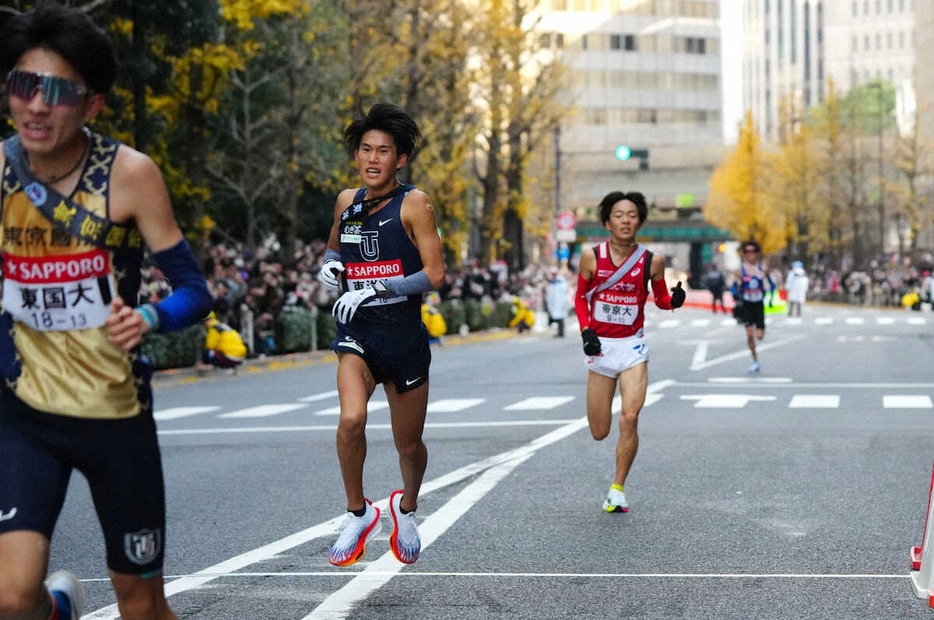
[706,110,788,255]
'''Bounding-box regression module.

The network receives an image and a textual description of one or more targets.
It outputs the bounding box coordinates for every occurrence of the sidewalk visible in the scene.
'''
[152,327,521,383]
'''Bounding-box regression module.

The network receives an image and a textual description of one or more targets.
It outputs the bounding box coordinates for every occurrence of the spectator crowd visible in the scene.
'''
[139,239,934,360]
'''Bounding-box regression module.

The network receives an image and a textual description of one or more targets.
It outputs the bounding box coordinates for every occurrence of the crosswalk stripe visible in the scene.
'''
[883,395,933,409]
[789,395,840,408]
[298,391,339,402]
[314,399,389,416]
[155,406,221,421]
[428,398,486,413]
[681,394,777,408]
[218,404,308,418]
[503,396,575,411]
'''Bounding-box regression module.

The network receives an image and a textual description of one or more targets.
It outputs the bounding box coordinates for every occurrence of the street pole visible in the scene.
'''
[554,125,561,217]
[874,83,886,259]
[554,125,567,268]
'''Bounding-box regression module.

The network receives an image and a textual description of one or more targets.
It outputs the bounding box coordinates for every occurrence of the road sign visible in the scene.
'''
[556,212,576,230]
[555,229,576,242]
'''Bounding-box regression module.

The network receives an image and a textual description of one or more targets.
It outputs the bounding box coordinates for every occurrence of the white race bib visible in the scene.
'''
[593,300,639,325]
[2,249,114,331]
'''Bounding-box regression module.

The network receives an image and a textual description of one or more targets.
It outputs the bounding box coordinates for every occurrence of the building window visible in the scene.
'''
[610,34,621,50]
[624,34,636,51]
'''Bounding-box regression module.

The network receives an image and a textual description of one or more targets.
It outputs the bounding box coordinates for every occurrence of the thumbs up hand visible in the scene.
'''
[670,281,685,309]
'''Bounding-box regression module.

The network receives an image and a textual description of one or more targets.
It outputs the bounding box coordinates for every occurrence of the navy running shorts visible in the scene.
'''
[737,300,766,330]
[331,324,431,393]
[0,392,167,575]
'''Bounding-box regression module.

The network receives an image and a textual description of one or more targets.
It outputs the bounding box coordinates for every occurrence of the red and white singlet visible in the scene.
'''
[586,243,650,339]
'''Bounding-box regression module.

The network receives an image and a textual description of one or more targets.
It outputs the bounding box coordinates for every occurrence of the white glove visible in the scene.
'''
[317,259,345,292]
[332,281,387,324]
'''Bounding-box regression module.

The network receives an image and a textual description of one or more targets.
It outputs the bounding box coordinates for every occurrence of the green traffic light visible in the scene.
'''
[615,145,632,161]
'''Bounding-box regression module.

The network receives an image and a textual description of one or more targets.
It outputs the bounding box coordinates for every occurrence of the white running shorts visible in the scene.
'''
[584,333,648,378]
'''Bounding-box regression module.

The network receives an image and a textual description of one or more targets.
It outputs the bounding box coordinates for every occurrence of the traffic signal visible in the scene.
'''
[615,146,649,170]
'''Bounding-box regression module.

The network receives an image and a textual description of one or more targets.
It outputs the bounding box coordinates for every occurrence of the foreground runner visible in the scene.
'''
[318,103,445,566]
[575,191,684,514]
[0,5,211,620]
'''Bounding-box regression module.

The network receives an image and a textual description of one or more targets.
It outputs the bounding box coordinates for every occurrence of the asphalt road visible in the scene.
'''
[43,301,934,619]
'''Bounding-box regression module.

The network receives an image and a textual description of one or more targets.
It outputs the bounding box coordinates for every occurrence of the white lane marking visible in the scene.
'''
[85,570,905,581]
[315,400,389,416]
[681,394,777,408]
[298,391,339,402]
[690,319,712,327]
[679,381,934,389]
[612,379,672,411]
[218,404,308,418]
[503,396,574,410]
[691,341,709,367]
[302,454,534,619]
[154,406,220,421]
[658,319,680,328]
[643,393,664,407]
[689,335,805,371]
[883,395,934,409]
[845,317,865,325]
[427,398,486,413]
[815,317,833,325]
[783,317,803,325]
[720,318,737,326]
[789,395,840,408]
[908,316,928,325]
[708,377,792,384]
[86,417,589,619]
[876,317,896,325]
[157,419,581,437]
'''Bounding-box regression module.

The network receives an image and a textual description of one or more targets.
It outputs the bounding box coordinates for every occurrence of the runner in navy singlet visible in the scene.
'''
[317,103,445,567]
[731,239,776,373]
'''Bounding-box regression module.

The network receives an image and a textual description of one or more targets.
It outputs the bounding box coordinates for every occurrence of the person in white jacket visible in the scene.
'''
[785,261,810,317]
[545,267,571,337]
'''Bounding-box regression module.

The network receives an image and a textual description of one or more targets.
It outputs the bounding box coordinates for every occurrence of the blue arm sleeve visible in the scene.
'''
[146,239,212,333]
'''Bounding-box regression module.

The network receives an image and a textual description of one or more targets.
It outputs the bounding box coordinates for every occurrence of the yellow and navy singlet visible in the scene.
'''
[0,131,145,419]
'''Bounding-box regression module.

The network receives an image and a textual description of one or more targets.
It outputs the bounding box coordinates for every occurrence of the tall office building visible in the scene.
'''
[533,0,723,212]
[742,0,825,141]
[744,0,915,142]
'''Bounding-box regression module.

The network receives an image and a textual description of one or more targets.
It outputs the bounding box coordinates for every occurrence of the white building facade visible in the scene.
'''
[533,0,724,212]
[742,0,825,141]
[744,0,915,142]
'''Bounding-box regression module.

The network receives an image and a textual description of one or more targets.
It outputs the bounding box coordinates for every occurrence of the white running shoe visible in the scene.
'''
[388,489,421,564]
[602,488,628,513]
[748,361,760,373]
[45,570,85,620]
[329,500,382,567]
